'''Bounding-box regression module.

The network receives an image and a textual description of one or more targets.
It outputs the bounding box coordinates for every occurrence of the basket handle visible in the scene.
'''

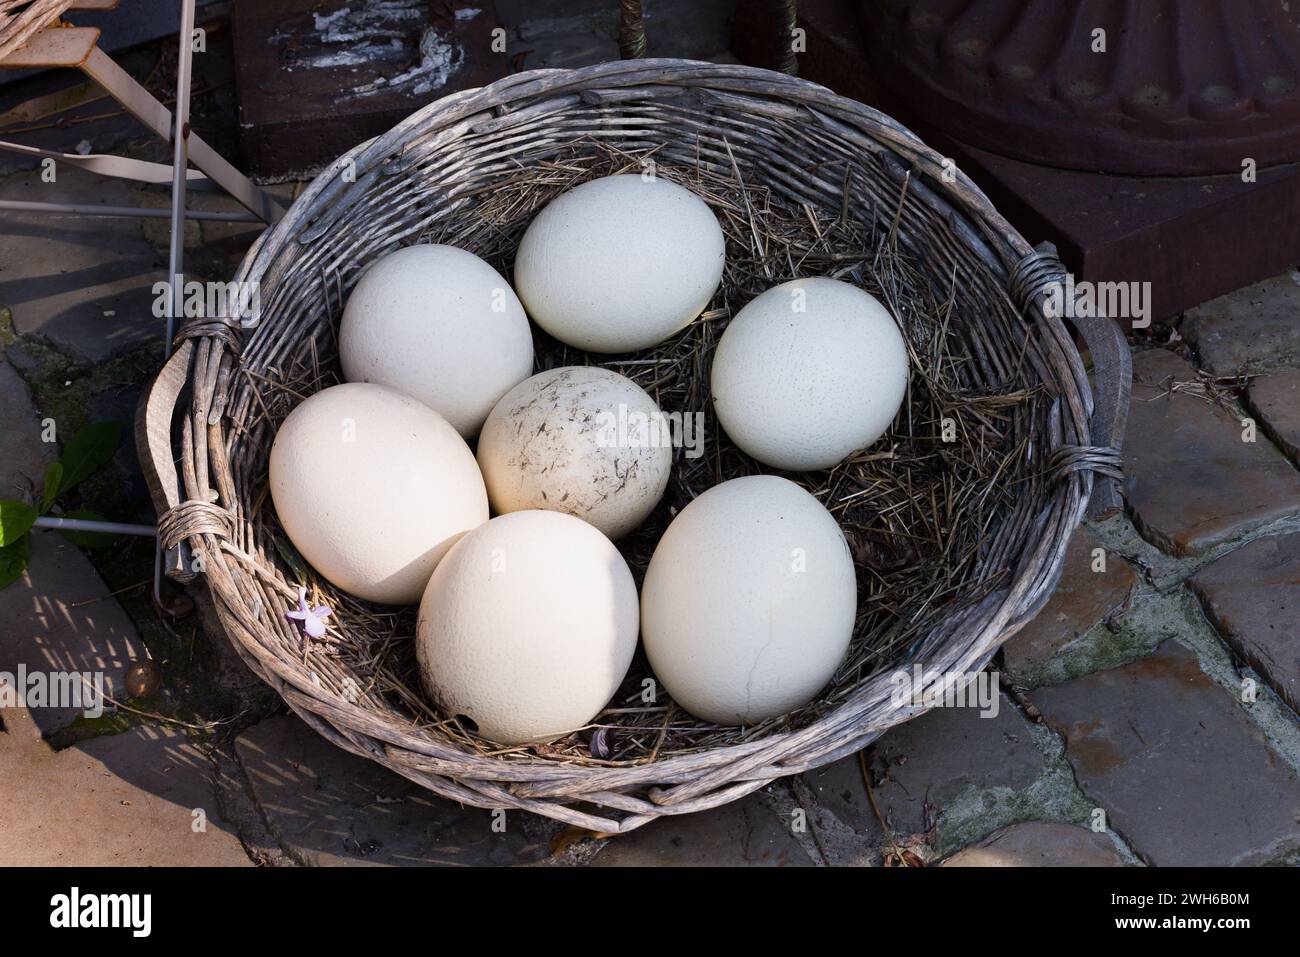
[1068,311,1130,517]
[134,337,196,581]
[1013,243,1131,519]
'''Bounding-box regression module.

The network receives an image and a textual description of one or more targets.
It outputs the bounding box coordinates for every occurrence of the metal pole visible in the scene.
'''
[33,516,157,537]
[80,45,281,223]
[0,199,259,222]
[156,0,197,608]
[166,0,195,353]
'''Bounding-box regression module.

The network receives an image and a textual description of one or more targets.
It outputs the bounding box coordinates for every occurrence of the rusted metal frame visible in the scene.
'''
[0,139,213,185]
[78,43,281,224]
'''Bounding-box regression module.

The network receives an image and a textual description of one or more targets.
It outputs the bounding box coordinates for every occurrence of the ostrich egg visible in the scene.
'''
[339,244,534,438]
[640,475,857,725]
[476,366,672,539]
[513,174,725,353]
[711,277,908,470]
[416,510,639,745]
[269,383,488,605]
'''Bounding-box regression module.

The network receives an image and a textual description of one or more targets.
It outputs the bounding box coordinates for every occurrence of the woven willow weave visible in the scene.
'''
[142,61,1125,833]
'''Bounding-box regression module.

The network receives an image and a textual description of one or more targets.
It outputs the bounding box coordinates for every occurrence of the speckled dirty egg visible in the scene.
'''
[476,366,673,540]
[513,174,726,353]
[269,383,488,605]
[640,475,857,726]
[711,277,909,471]
[416,510,639,745]
[339,244,534,438]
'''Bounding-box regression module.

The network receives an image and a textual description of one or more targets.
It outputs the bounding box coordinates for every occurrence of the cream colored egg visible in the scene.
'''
[416,510,639,745]
[711,277,909,470]
[513,174,725,353]
[339,244,534,438]
[269,383,488,605]
[641,475,857,725]
[477,366,672,540]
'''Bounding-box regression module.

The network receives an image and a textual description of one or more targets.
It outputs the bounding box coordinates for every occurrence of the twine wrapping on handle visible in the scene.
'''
[172,314,243,354]
[1049,444,1124,483]
[1008,245,1070,316]
[774,0,799,76]
[618,0,647,59]
[157,498,233,550]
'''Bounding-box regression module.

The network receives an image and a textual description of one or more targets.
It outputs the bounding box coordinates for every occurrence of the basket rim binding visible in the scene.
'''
[140,58,1129,834]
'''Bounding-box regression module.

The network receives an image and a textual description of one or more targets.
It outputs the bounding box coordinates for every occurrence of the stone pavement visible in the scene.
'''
[2,9,1299,868]
[6,249,1297,865]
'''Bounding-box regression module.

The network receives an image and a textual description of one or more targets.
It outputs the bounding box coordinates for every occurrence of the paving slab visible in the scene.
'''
[591,790,813,867]
[863,690,1045,842]
[940,822,1126,867]
[1181,272,1300,375]
[0,531,144,741]
[1190,532,1300,713]
[235,714,552,866]
[0,722,252,866]
[1246,369,1300,465]
[1032,640,1300,866]
[1123,349,1300,556]
[0,167,164,361]
[0,355,55,499]
[1001,526,1136,687]
[796,752,887,865]
[209,743,294,867]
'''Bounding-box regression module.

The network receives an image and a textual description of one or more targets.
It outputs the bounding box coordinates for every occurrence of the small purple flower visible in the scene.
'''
[286,586,332,639]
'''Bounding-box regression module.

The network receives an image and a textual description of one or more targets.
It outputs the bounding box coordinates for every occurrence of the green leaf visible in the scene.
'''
[55,510,118,548]
[0,499,37,547]
[58,421,121,493]
[274,535,309,581]
[0,535,31,589]
[41,461,63,513]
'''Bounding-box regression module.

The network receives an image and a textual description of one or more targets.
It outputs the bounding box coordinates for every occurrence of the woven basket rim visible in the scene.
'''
[159,58,1103,832]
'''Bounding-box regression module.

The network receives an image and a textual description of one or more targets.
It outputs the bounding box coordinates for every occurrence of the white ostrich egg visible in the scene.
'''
[416,510,639,745]
[339,244,534,438]
[513,174,726,353]
[476,366,672,540]
[640,475,857,725]
[269,383,488,605]
[711,277,909,470]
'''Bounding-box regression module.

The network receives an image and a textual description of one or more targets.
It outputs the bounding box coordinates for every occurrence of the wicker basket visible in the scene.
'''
[137,60,1130,834]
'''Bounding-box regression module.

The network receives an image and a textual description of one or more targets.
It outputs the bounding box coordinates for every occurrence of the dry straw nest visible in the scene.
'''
[143,61,1125,833]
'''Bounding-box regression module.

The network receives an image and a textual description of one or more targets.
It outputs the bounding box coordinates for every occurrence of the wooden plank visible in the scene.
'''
[234,0,508,177]
[68,0,121,9]
[0,27,99,69]
[954,144,1300,322]
[767,0,1300,321]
